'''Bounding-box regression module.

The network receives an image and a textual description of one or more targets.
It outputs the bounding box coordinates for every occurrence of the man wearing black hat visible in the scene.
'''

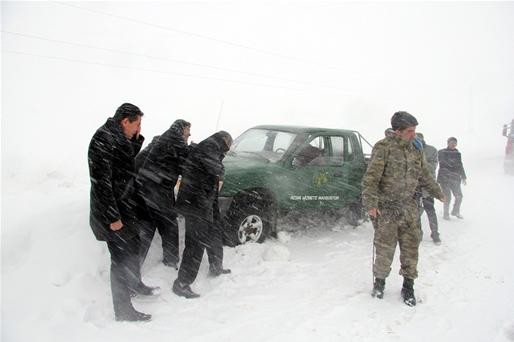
[437,137,467,220]
[362,111,445,306]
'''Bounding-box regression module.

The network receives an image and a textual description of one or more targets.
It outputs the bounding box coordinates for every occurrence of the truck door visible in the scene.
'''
[279,133,365,210]
[322,134,365,208]
[282,135,330,209]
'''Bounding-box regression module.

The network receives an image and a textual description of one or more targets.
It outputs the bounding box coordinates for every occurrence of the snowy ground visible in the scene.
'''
[2,153,514,342]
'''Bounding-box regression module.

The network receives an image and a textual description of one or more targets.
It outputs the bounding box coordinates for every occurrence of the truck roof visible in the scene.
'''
[251,125,359,136]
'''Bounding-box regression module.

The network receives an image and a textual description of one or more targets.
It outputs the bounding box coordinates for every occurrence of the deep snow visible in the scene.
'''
[2,151,514,342]
[3,2,514,341]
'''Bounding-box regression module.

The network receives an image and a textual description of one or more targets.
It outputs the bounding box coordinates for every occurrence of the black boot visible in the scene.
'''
[371,278,385,299]
[115,306,152,322]
[431,233,442,245]
[135,284,161,296]
[401,278,416,307]
[172,280,200,299]
[208,266,232,278]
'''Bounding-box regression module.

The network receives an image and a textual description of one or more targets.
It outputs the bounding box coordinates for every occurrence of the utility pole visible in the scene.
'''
[215,100,224,131]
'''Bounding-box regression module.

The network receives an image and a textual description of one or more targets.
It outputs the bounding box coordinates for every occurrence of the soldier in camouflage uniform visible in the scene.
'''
[362,112,445,306]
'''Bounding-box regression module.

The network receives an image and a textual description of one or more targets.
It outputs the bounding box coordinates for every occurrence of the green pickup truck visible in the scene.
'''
[219,125,370,245]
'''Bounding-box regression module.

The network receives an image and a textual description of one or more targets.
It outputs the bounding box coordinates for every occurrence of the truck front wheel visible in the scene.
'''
[226,201,271,245]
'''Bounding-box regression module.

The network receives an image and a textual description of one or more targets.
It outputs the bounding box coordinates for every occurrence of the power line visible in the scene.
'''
[1,30,316,87]
[51,1,348,72]
[2,30,355,93]
[2,49,309,91]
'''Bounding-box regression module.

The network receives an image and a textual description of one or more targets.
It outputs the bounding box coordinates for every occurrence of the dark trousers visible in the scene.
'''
[420,196,439,238]
[139,206,179,265]
[177,215,224,286]
[440,179,463,215]
[139,188,180,265]
[106,234,143,315]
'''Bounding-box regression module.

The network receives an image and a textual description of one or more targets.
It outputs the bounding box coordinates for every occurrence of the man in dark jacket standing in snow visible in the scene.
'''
[415,133,441,244]
[172,131,233,299]
[362,111,445,306]
[437,137,467,220]
[88,103,158,322]
[135,119,191,268]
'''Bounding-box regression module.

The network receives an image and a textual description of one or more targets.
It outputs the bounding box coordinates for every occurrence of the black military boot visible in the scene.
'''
[172,280,200,299]
[401,278,416,307]
[371,278,385,299]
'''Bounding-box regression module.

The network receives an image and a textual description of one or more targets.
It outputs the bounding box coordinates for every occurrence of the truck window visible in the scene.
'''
[316,136,340,165]
[294,136,325,166]
[273,132,296,152]
[233,129,296,153]
[308,136,352,166]
[298,135,356,166]
[233,129,266,152]
[345,136,354,161]
[232,128,297,163]
[332,136,344,160]
[309,136,325,150]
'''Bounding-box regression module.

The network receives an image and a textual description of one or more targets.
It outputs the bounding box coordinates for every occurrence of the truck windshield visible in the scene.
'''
[230,129,297,162]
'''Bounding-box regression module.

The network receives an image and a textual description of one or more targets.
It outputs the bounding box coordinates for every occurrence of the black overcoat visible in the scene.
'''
[175,132,227,223]
[437,148,467,184]
[88,118,144,241]
[135,124,189,211]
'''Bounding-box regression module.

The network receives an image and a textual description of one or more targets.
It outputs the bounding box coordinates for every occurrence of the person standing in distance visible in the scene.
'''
[362,111,445,306]
[437,137,467,220]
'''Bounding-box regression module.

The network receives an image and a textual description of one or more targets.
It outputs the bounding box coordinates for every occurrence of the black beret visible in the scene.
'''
[391,111,418,131]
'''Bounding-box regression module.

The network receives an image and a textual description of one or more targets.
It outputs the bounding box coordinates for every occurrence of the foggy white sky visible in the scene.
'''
[2,1,514,181]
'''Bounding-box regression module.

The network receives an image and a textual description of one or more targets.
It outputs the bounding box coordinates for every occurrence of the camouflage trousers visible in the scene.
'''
[373,202,422,280]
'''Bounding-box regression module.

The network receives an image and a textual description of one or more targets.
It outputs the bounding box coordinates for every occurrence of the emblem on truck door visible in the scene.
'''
[314,171,329,187]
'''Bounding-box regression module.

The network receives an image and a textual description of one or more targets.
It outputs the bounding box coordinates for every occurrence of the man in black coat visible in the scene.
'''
[437,137,467,220]
[135,119,191,268]
[172,131,233,299]
[88,103,158,322]
[415,133,441,244]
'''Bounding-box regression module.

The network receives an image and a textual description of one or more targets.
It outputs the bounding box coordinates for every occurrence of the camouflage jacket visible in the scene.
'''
[362,136,444,210]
